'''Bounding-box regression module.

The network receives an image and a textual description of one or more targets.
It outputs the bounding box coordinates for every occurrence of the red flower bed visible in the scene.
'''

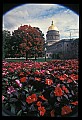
[62,85,69,93]
[70,101,78,105]
[36,101,42,107]
[54,86,63,96]
[61,106,72,115]
[2,59,78,117]
[26,94,37,104]
[38,106,46,116]
[39,95,47,101]
[45,79,53,85]
[20,77,27,82]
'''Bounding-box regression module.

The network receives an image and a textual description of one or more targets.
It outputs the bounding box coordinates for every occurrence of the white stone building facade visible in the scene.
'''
[46,21,79,59]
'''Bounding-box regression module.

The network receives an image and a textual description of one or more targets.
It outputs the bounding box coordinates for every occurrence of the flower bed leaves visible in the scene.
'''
[2,59,78,117]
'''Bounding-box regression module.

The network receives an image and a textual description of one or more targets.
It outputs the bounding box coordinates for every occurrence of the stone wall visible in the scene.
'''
[46,38,79,59]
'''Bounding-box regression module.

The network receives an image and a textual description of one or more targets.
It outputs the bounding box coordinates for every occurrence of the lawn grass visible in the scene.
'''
[5,59,25,62]
[5,58,52,62]
[32,58,52,62]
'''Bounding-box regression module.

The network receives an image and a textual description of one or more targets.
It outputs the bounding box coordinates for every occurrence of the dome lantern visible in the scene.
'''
[48,21,59,31]
[51,20,53,25]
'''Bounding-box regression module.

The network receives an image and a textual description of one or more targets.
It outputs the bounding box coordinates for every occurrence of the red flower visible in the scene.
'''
[26,94,37,104]
[61,106,72,115]
[39,95,47,101]
[26,71,30,75]
[58,75,65,81]
[75,75,78,80]
[34,70,40,75]
[20,77,26,82]
[58,74,68,81]
[70,101,78,105]
[67,78,73,83]
[63,74,68,77]
[50,109,55,117]
[69,74,78,81]
[34,63,41,69]
[8,67,14,73]
[19,72,24,76]
[45,79,53,85]
[35,77,41,81]
[36,101,42,107]
[38,106,46,116]
[62,85,69,93]
[31,94,37,101]
[54,87,63,96]
[26,96,32,104]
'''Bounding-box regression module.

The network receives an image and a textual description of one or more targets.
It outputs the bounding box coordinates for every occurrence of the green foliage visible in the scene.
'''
[10,104,16,114]
[17,110,22,116]
[2,30,11,59]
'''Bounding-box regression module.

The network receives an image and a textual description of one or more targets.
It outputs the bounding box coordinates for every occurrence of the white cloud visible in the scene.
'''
[3,4,79,39]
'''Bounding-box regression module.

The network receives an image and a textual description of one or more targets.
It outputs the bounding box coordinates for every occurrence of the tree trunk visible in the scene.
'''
[26,51,28,61]
[34,49,37,60]
[35,55,37,60]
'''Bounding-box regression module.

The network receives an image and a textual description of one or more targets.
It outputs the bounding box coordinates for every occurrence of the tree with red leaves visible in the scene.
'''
[12,25,44,60]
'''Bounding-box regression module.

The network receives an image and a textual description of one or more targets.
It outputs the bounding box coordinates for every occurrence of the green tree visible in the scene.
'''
[11,30,24,58]
[2,30,11,59]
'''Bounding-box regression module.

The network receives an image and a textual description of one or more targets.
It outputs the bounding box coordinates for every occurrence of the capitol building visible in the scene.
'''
[45,21,79,59]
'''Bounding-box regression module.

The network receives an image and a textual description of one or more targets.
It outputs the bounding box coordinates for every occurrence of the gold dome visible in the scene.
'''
[48,21,59,31]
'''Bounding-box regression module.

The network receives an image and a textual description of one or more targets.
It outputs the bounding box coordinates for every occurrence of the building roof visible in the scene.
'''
[46,38,79,48]
[48,21,59,31]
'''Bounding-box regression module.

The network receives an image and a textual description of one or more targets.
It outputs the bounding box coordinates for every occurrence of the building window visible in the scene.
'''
[60,44,62,47]
[49,36,52,39]
[53,36,55,39]
[56,36,58,39]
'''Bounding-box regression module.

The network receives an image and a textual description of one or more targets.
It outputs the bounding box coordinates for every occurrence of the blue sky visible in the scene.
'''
[3,4,79,39]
